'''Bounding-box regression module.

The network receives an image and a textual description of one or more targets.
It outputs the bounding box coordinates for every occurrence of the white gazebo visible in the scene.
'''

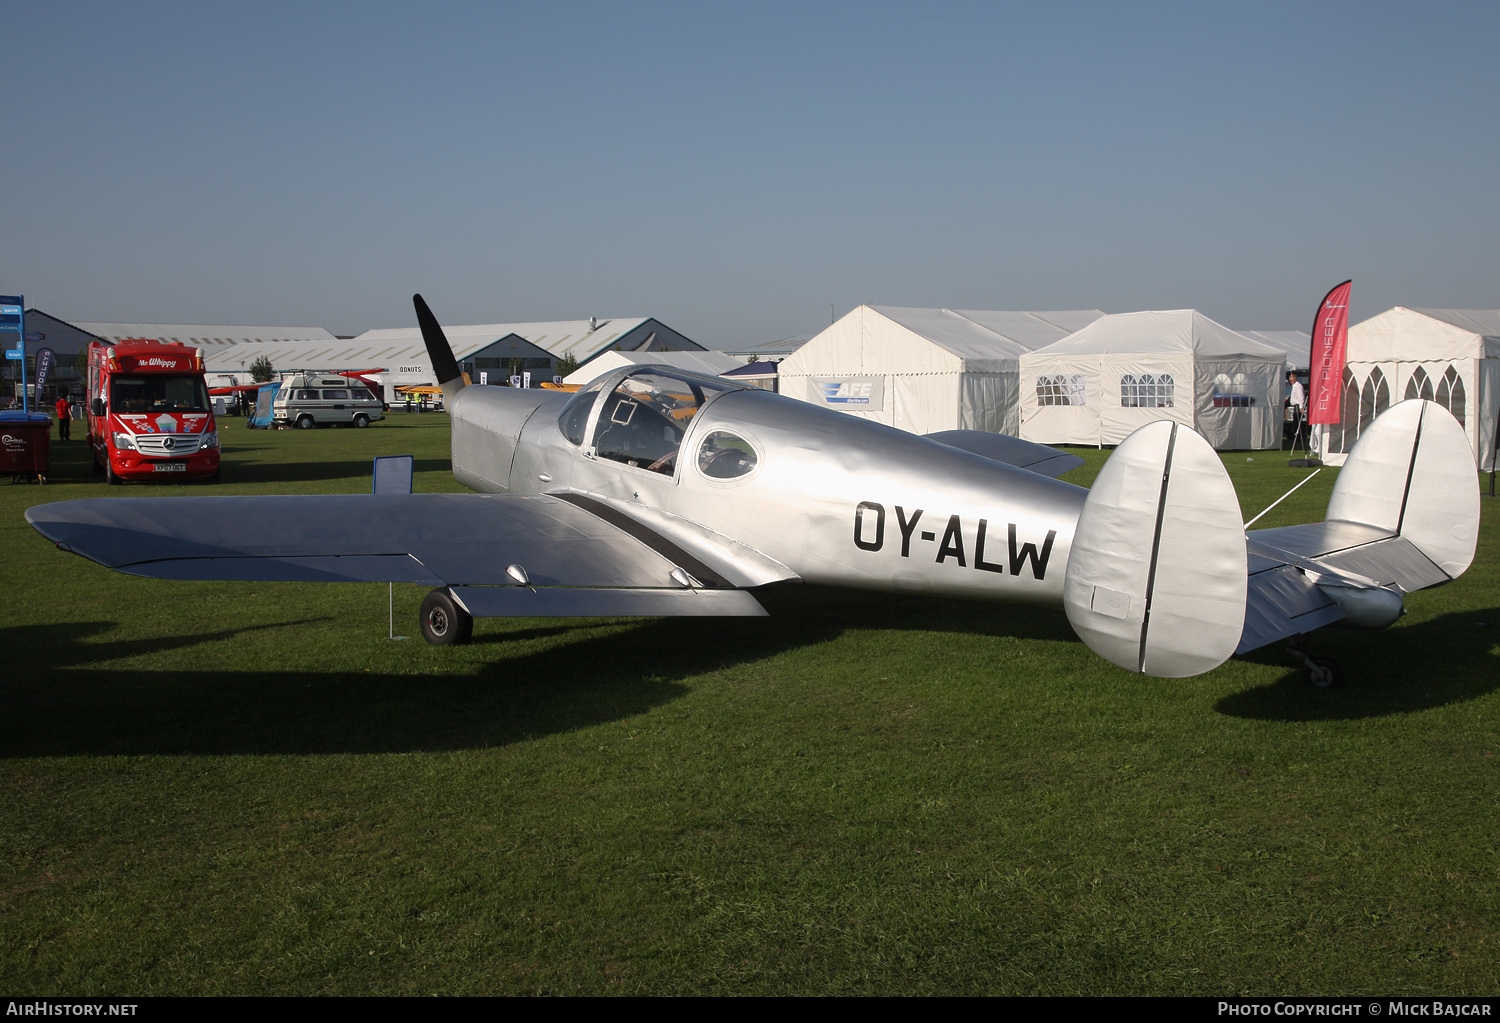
[1326,308,1499,470]
[776,305,1105,436]
[1018,310,1287,449]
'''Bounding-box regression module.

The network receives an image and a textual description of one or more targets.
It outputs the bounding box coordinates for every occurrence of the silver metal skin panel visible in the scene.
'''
[449,386,565,493]
[26,493,736,591]
[502,374,1088,607]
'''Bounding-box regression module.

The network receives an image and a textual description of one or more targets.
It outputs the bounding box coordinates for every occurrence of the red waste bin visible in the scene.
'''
[0,412,52,483]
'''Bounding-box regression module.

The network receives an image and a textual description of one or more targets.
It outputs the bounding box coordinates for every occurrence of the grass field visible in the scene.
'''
[1,413,1497,995]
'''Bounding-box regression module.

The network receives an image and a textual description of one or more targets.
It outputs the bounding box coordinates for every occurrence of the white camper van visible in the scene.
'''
[272,374,385,429]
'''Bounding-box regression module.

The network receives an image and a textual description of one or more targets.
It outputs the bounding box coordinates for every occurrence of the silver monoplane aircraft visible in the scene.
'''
[26,296,1481,684]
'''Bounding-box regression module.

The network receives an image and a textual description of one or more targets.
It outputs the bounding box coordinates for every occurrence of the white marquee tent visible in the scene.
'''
[1237,330,1311,372]
[776,305,1106,436]
[1018,310,1286,449]
[1326,307,1499,471]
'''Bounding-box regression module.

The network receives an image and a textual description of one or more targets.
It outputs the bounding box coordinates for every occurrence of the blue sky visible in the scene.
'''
[3,1,1496,345]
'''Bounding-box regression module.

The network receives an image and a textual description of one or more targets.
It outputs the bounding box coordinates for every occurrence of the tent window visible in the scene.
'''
[1404,366,1434,402]
[1329,367,1357,453]
[1036,374,1086,407]
[1359,367,1390,437]
[1120,373,1173,408]
[1436,364,1466,428]
[1212,372,1255,408]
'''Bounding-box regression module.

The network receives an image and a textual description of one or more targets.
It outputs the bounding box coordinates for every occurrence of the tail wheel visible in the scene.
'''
[420,588,473,646]
[1305,655,1345,689]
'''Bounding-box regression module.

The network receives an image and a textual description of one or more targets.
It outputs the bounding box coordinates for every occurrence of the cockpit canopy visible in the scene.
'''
[558,367,743,476]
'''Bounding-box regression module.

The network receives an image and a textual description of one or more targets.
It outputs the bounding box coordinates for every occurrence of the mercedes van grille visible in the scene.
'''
[133,434,202,457]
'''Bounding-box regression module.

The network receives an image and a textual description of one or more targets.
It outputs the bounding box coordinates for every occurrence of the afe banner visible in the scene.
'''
[1308,280,1351,425]
[813,376,885,411]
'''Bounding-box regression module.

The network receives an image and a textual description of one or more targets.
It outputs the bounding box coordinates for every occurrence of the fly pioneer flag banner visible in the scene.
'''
[1308,280,1351,425]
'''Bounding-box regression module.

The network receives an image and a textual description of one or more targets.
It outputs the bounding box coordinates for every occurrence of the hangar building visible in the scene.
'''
[202,316,703,397]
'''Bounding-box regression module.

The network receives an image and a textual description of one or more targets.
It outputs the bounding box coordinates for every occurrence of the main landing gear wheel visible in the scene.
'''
[1287,645,1345,689]
[420,588,473,646]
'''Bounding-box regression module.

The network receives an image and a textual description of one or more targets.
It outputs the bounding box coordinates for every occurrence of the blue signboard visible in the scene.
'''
[1,296,24,410]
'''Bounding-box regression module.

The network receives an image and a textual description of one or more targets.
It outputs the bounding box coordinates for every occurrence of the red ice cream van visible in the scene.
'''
[87,339,220,484]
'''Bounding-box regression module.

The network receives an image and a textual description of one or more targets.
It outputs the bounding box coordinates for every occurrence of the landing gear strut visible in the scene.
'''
[420,587,473,646]
[1287,643,1344,688]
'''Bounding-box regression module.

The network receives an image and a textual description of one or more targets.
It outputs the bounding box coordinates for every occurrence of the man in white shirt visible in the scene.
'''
[1287,372,1307,450]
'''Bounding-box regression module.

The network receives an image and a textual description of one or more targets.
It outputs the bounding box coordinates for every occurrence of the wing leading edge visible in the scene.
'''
[25,493,773,617]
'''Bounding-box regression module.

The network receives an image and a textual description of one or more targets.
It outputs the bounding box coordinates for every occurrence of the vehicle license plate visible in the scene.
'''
[152,462,186,472]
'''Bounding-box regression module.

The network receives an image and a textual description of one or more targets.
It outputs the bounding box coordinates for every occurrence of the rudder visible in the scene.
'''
[1063,421,1247,678]
[1326,399,1477,579]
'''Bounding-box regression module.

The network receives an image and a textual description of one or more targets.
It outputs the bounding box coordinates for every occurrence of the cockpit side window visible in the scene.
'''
[697,430,759,479]
[591,370,730,475]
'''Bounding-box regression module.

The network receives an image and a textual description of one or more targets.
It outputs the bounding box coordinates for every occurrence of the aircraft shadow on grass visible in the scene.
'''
[0,586,1076,758]
[1216,606,1500,722]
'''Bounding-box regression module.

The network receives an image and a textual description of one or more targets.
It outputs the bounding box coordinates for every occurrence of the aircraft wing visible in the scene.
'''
[25,494,774,617]
[924,430,1085,478]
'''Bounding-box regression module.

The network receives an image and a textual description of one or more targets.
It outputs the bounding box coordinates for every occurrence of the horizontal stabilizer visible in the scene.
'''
[1063,421,1247,677]
[925,430,1085,479]
[1233,400,1476,654]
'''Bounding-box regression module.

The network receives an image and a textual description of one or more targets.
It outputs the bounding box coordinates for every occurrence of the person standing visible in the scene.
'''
[1287,371,1306,450]
[54,394,71,441]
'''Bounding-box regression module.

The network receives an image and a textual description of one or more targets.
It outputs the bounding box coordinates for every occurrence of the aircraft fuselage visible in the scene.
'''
[449,381,1086,606]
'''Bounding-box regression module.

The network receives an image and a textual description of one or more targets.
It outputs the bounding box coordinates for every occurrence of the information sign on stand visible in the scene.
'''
[0,296,25,412]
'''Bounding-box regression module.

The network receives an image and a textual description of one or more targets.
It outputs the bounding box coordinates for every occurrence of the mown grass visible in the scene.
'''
[1,414,1496,995]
